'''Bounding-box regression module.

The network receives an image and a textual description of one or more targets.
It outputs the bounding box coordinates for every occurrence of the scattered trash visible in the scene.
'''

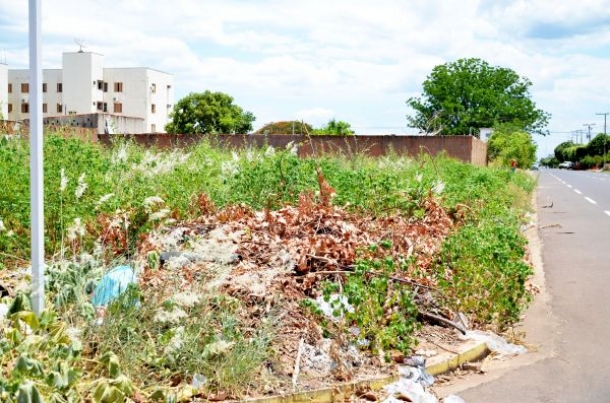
[315,294,353,320]
[192,373,207,390]
[0,303,8,320]
[400,356,435,387]
[462,330,527,356]
[443,395,466,403]
[382,378,438,403]
[159,250,240,268]
[91,265,138,308]
[301,340,335,377]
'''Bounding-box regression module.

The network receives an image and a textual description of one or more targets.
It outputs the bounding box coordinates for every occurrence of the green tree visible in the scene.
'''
[587,133,610,158]
[165,91,255,134]
[312,119,355,136]
[254,121,313,135]
[487,127,537,168]
[406,58,550,136]
[554,141,575,162]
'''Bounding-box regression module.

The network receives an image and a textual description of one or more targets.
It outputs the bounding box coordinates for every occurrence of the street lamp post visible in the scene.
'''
[597,112,608,170]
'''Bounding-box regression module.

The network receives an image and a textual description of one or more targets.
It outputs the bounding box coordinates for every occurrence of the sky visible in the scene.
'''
[1,0,610,159]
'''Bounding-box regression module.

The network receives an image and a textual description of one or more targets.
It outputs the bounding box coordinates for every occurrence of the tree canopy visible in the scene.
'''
[165,91,255,134]
[587,133,610,157]
[311,119,355,136]
[487,126,537,169]
[254,119,355,136]
[254,121,313,135]
[406,58,550,136]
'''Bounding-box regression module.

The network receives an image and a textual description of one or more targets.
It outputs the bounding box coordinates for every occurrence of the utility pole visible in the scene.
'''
[596,112,608,135]
[583,123,595,142]
[597,112,609,170]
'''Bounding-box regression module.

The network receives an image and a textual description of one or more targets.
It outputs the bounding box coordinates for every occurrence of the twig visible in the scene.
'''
[306,255,353,270]
[389,276,439,291]
[418,310,467,335]
[292,337,305,389]
[426,339,460,355]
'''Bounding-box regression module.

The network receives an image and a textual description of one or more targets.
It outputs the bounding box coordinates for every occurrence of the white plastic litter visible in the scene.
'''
[382,378,438,403]
[315,294,354,320]
[443,395,466,403]
[192,373,207,389]
[0,303,8,320]
[399,356,435,387]
[462,330,527,356]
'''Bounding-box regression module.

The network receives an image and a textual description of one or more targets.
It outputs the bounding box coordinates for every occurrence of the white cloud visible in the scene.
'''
[293,107,335,127]
[2,0,610,156]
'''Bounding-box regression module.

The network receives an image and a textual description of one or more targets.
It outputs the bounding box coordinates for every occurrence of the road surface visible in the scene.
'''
[437,169,610,402]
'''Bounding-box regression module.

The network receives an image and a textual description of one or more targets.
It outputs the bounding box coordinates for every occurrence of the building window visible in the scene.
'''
[114,82,123,92]
[57,83,63,93]
[103,82,108,92]
[97,80,104,90]
[151,124,156,133]
[96,102,104,111]
[42,103,47,113]
[151,83,156,93]
[57,103,63,113]
[103,103,108,112]
[8,83,12,93]
[151,104,156,114]
[21,103,29,114]
[8,104,12,113]
[21,83,29,93]
[42,83,47,93]
[113,103,123,113]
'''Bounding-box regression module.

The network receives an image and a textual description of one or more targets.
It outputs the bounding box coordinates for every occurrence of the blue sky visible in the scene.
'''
[1,0,610,158]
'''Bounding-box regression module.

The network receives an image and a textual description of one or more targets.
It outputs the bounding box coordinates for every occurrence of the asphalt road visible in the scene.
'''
[451,169,610,403]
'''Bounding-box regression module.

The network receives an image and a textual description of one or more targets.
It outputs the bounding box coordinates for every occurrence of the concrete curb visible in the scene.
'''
[426,340,490,376]
[243,340,489,403]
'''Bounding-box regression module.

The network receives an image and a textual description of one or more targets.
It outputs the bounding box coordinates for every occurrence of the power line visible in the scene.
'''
[596,112,609,135]
[583,123,595,142]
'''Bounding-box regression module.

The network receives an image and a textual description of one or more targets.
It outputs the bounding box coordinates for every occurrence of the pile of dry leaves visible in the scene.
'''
[132,169,462,394]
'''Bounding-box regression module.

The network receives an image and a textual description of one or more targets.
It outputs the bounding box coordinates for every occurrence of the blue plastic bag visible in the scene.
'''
[91,265,138,307]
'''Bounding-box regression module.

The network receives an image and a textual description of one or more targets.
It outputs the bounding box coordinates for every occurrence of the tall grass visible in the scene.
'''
[0,133,536,400]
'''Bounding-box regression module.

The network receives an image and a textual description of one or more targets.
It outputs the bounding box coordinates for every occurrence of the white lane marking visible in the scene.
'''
[585,197,597,204]
[567,184,572,188]
[574,189,582,194]
[605,211,610,217]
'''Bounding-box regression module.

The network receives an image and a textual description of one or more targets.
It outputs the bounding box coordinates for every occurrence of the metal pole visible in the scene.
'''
[29,0,45,315]
[596,113,608,170]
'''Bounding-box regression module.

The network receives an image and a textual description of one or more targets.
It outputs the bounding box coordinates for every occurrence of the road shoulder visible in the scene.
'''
[431,184,560,398]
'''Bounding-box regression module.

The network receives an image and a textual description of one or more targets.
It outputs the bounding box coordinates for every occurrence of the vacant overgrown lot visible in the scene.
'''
[0,134,535,402]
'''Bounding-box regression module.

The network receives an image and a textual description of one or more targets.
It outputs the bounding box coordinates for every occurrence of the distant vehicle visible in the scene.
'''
[531,164,539,170]
[558,161,574,169]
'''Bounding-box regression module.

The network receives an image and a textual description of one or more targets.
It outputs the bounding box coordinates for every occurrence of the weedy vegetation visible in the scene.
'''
[0,133,536,402]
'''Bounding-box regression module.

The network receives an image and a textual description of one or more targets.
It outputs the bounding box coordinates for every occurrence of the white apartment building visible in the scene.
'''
[3,50,174,133]
[0,62,8,119]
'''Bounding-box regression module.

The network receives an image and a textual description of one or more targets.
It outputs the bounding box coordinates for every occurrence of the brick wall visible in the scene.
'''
[97,133,488,166]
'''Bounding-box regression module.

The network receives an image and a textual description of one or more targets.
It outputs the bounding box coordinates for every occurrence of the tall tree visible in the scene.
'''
[407,58,550,136]
[165,91,255,134]
[487,126,537,168]
[312,119,355,136]
[255,121,313,135]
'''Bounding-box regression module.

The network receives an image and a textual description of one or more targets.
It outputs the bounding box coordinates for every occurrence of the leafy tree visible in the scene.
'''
[406,58,550,136]
[554,141,575,162]
[165,91,255,134]
[312,119,355,136]
[254,121,313,135]
[487,127,537,168]
[540,155,559,168]
[587,133,610,157]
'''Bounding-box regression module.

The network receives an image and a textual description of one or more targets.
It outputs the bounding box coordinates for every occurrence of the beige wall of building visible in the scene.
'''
[3,51,174,133]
